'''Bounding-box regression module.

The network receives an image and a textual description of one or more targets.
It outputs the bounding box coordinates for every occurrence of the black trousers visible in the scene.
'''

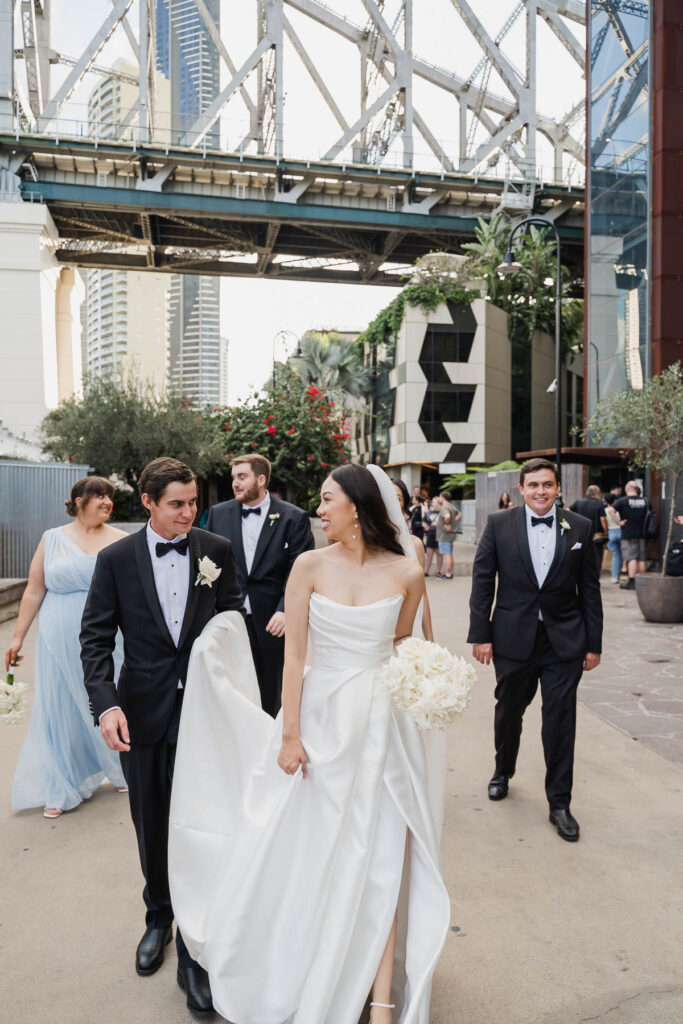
[245,614,283,718]
[120,692,196,969]
[492,623,584,810]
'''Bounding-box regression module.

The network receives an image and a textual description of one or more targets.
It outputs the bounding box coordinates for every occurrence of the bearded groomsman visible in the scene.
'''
[206,454,315,716]
[468,458,603,842]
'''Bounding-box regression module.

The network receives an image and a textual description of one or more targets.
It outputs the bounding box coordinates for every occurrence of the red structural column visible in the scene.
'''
[651,0,683,374]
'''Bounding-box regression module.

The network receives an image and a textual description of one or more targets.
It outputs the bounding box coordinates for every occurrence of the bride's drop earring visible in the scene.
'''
[352,514,359,540]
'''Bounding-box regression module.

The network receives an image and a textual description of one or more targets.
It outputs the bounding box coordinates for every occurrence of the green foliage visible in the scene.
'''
[587,362,683,572]
[462,216,583,353]
[442,459,521,492]
[214,367,351,508]
[41,374,225,487]
[290,331,372,400]
[357,279,477,351]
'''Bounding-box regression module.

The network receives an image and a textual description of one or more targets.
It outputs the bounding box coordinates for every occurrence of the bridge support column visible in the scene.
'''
[0,203,82,444]
[0,0,12,128]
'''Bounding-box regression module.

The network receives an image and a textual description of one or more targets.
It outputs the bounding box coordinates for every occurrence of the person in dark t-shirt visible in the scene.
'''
[614,481,648,589]
[570,485,607,574]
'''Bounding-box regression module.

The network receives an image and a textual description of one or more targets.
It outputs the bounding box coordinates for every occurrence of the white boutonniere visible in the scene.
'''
[560,518,571,535]
[268,513,280,528]
[195,555,221,588]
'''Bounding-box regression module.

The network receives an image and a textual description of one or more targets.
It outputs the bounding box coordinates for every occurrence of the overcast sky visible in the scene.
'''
[41,0,584,401]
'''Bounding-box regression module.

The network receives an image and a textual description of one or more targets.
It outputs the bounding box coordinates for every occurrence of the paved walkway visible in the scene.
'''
[2,578,682,1024]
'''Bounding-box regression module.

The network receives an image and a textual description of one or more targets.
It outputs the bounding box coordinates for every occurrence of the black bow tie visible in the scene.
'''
[531,516,554,528]
[241,506,262,518]
[155,538,190,557]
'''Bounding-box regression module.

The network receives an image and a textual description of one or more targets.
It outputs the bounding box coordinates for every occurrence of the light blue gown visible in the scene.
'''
[12,527,126,811]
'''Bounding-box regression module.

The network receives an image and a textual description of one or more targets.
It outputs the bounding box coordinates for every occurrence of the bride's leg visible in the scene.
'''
[370,910,398,1023]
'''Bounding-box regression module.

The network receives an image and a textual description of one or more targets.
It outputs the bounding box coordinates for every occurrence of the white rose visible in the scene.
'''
[196,556,221,587]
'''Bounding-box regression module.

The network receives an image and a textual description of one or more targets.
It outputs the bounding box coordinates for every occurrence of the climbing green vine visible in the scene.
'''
[357,280,477,350]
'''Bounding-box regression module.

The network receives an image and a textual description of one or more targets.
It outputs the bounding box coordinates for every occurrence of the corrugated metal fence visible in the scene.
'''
[0,461,91,577]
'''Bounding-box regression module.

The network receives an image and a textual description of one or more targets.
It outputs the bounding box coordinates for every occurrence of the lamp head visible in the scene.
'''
[496,250,524,275]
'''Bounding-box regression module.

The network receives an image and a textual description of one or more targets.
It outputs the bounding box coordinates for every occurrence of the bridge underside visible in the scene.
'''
[4,136,585,285]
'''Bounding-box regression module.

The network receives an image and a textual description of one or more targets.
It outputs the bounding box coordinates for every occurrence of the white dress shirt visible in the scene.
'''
[241,492,270,614]
[100,523,190,719]
[525,503,556,618]
[146,523,190,658]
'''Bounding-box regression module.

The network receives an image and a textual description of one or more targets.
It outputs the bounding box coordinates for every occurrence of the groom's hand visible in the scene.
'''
[472,643,493,665]
[100,708,131,752]
[265,611,286,638]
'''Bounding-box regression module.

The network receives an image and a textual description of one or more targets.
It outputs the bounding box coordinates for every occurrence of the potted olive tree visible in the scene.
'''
[587,362,683,623]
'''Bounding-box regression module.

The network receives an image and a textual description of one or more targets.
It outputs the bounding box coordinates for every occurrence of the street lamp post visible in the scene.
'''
[272,329,301,389]
[496,217,563,483]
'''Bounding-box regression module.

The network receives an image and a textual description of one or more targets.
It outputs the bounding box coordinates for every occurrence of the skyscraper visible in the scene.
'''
[156,0,223,406]
[83,62,170,392]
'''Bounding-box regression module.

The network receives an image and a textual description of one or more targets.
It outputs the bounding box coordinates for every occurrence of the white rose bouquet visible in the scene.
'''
[378,637,476,731]
[0,662,27,724]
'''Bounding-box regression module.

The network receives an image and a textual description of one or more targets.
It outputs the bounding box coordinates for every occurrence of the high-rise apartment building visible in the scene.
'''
[156,0,223,406]
[84,62,170,392]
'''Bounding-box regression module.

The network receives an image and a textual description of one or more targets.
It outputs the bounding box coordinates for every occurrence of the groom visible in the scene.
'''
[468,458,603,842]
[205,453,314,716]
[80,457,244,1015]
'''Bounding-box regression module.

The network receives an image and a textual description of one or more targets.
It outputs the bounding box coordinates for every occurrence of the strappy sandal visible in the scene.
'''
[43,807,62,818]
[370,1002,395,1020]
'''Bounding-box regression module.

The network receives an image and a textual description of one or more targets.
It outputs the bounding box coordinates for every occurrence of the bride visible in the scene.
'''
[169,464,450,1024]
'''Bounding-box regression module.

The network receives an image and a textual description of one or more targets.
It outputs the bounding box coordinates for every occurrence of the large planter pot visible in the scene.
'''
[634,574,683,623]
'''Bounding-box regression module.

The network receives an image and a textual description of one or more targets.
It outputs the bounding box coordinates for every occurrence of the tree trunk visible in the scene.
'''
[661,470,681,576]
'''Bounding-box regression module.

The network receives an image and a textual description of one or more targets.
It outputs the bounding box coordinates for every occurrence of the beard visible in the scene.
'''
[235,480,261,504]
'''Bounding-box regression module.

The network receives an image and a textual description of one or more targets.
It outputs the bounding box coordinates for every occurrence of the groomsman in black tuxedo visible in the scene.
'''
[205,453,315,716]
[80,457,244,1015]
[468,458,603,842]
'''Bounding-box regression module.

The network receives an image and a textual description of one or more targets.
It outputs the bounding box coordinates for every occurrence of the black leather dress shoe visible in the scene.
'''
[549,808,580,842]
[488,774,509,800]
[177,964,214,1017]
[135,925,173,976]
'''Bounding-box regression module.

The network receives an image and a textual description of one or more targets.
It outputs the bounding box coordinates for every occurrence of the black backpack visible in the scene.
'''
[666,541,683,577]
[644,507,659,540]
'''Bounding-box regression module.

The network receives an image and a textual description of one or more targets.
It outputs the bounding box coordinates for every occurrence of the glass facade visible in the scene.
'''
[587,0,651,423]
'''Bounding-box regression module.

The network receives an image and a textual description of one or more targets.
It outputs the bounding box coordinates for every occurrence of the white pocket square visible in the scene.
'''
[571,542,582,550]
[284,542,289,549]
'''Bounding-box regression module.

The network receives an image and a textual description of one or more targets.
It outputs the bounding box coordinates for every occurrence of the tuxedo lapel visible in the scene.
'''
[177,528,201,650]
[542,513,569,589]
[134,528,176,649]
[515,505,538,586]
[249,497,282,577]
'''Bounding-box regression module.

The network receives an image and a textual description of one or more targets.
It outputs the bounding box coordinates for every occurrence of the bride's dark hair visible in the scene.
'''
[330,464,405,555]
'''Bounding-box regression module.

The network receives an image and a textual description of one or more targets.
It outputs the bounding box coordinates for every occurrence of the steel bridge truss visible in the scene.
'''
[2,1,586,177]
[0,0,586,282]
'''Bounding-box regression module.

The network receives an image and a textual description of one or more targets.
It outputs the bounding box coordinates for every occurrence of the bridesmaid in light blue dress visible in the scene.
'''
[5,477,128,817]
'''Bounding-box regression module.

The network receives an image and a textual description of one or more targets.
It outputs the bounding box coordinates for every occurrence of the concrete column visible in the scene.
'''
[0,203,80,443]
[55,267,84,402]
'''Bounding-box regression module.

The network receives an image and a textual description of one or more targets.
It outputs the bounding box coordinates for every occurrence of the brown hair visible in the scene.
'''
[231,453,271,487]
[440,489,452,501]
[330,464,404,556]
[138,457,196,505]
[65,476,114,517]
[519,458,559,485]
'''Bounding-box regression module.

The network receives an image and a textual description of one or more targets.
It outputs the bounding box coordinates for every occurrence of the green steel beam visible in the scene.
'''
[19,180,584,239]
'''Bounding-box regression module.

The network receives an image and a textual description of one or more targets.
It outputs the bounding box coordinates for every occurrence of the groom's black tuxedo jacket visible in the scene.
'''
[467,506,603,662]
[205,495,314,648]
[80,526,244,744]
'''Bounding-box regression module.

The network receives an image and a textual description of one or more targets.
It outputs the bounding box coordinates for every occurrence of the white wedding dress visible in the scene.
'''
[169,590,450,1024]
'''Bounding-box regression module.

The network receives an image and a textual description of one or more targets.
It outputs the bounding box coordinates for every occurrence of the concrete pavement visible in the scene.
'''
[2,577,683,1024]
